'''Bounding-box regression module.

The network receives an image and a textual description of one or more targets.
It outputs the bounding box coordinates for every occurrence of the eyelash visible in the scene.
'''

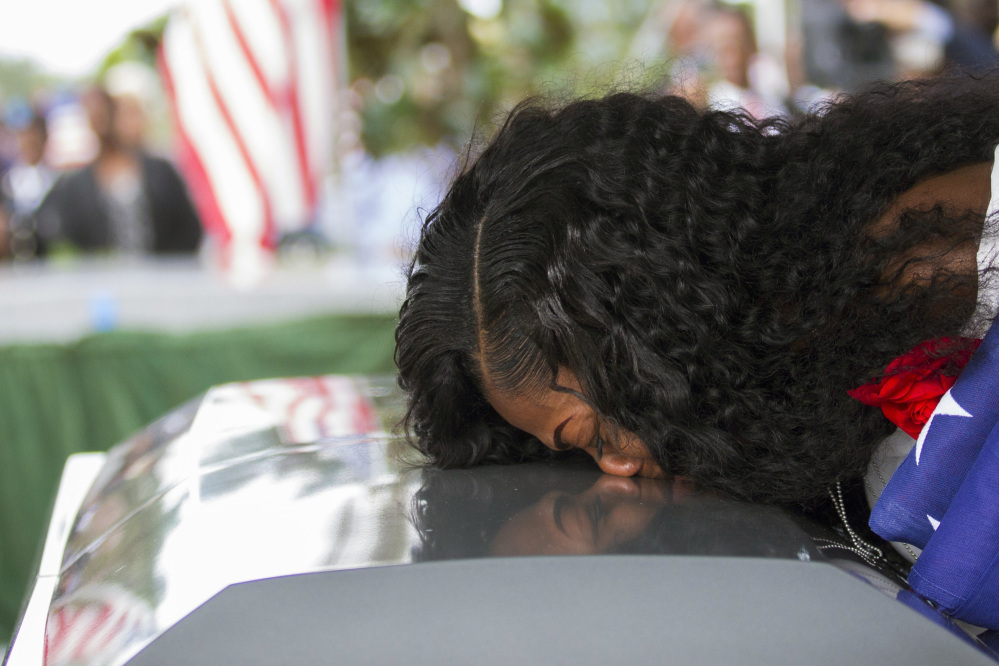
[592,432,605,461]
[552,419,573,451]
[553,419,606,460]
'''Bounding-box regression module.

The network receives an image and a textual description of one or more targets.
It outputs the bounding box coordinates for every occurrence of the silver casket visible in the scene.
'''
[4,375,997,665]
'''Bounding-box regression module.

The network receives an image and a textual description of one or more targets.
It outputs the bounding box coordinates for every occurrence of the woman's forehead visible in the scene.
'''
[483,371,586,436]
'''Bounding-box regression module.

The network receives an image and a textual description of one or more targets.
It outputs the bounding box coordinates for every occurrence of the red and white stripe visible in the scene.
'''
[160,0,341,282]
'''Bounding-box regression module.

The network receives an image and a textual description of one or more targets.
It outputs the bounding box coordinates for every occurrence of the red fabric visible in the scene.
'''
[848,338,981,438]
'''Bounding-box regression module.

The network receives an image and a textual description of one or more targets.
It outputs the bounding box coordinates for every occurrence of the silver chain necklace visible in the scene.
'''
[828,481,884,567]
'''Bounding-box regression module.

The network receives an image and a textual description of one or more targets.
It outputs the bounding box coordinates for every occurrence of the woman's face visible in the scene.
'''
[483,368,665,479]
[83,89,114,142]
[113,95,147,151]
[489,475,688,556]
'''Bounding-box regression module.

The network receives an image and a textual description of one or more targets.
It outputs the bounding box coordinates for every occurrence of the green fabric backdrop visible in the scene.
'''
[0,313,398,646]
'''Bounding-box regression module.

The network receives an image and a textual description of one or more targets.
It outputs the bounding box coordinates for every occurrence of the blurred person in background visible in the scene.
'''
[942,0,999,69]
[0,119,12,178]
[954,0,998,40]
[659,0,711,107]
[0,92,18,177]
[701,6,788,117]
[842,0,999,76]
[0,109,56,259]
[655,1,790,116]
[797,0,895,97]
[42,65,201,257]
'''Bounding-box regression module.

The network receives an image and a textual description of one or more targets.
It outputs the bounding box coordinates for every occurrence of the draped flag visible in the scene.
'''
[159,0,341,284]
[869,319,999,549]
[909,413,999,628]
[870,315,999,628]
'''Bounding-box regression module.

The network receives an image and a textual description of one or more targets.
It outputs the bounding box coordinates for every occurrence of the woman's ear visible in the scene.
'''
[595,451,644,477]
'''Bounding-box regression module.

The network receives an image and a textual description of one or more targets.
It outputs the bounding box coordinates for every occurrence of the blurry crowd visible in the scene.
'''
[1,0,997,267]
[0,63,200,263]
[659,0,998,117]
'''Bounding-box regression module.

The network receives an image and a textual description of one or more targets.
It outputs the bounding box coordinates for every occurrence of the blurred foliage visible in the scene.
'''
[1,1,670,156]
[0,57,62,103]
[347,0,668,156]
[96,14,171,77]
[99,0,670,157]
[0,15,168,106]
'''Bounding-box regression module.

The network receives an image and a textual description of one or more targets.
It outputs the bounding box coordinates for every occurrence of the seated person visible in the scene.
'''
[395,69,999,511]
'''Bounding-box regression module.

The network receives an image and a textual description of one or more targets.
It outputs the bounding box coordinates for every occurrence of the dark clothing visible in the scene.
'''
[945,24,999,72]
[1,163,58,259]
[43,152,202,254]
[802,0,895,92]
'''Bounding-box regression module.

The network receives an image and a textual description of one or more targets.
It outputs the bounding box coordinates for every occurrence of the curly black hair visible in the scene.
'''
[396,69,999,508]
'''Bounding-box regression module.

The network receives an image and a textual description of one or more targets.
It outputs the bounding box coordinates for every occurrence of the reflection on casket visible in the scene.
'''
[4,375,996,665]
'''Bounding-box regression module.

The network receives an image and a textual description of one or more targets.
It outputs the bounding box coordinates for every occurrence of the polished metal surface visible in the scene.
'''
[41,375,407,666]
[5,374,993,665]
[4,453,106,666]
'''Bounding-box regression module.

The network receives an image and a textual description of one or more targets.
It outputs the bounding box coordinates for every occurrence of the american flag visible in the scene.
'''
[159,0,341,283]
[870,315,999,628]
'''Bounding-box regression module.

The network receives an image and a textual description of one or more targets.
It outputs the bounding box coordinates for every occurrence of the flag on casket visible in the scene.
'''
[869,317,999,628]
[159,0,341,285]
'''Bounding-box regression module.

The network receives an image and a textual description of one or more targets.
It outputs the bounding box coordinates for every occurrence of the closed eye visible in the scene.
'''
[552,417,573,451]
[552,493,569,534]
[592,432,605,460]
[553,415,611,461]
